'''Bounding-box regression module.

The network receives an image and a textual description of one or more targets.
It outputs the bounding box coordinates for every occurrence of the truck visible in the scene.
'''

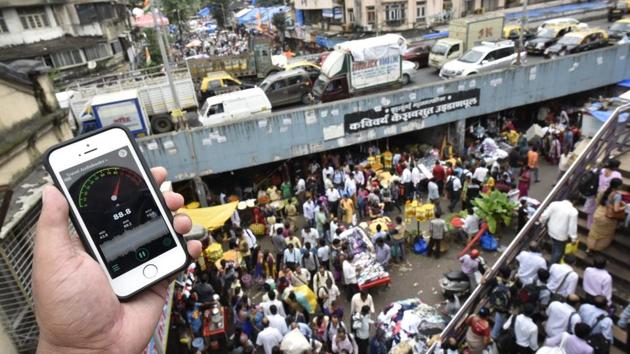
[186,37,281,81]
[66,67,199,136]
[311,34,407,103]
[428,14,505,70]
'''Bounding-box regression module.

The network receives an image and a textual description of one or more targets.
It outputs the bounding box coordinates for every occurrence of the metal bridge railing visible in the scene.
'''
[426,101,630,353]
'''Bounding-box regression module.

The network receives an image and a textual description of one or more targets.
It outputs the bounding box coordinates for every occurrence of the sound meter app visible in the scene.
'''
[60,147,175,278]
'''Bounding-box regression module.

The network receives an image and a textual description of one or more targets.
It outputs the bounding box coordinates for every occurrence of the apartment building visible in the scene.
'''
[0,1,133,82]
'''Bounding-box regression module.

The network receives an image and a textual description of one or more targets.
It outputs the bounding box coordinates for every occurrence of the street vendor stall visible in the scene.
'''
[376,298,451,353]
[180,202,238,231]
[338,227,390,290]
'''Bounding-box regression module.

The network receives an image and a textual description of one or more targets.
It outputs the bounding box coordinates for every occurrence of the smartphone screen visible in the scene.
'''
[59,146,175,278]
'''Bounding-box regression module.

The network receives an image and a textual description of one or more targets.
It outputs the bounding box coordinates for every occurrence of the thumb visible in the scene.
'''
[34,186,76,262]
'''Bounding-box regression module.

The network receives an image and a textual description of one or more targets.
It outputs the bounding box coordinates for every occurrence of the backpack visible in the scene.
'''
[446,176,455,194]
[579,169,599,197]
[489,283,511,313]
[587,314,611,354]
[496,315,517,352]
[518,283,540,305]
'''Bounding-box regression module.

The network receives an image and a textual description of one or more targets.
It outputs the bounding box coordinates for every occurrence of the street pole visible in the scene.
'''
[516,0,528,65]
[150,0,185,129]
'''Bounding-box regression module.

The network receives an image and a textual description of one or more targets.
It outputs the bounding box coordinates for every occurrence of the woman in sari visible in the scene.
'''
[587,178,625,252]
[517,166,531,198]
[339,194,355,225]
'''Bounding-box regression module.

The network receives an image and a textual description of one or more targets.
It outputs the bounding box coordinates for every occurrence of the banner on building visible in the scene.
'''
[343,88,481,134]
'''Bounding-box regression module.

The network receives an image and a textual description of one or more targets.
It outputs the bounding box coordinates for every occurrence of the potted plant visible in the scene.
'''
[471,190,518,234]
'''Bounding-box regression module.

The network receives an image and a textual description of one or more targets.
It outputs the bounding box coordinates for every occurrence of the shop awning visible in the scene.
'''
[179,201,238,231]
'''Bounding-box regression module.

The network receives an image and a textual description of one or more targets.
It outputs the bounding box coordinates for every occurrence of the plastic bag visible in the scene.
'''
[564,242,578,256]
[413,239,428,255]
[480,231,498,251]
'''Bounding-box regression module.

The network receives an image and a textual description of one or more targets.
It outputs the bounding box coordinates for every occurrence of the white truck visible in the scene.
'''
[65,67,199,136]
[429,14,505,70]
[311,34,407,103]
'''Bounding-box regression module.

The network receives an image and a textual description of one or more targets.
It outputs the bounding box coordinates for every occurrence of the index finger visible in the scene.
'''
[151,167,167,186]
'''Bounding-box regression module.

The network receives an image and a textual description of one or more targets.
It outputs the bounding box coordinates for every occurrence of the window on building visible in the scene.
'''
[348,9,354,23]
[76,3,115,25]
[416,1,426,20]
[111,40,123,54]
[366,6,376,24]
[84,43,112,61]
[0,11,8,32]
[50,49,84,68]
[18,7,50,30]
[386,3,405,23]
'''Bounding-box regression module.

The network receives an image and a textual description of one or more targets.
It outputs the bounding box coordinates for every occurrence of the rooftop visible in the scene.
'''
[0,35,104,61]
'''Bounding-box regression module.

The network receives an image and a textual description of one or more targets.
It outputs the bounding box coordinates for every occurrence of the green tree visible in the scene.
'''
[256,0,284,6]
[159,0,200,24]
[209,0,231,28]
[140,28,162,67]
[272,12,287,50]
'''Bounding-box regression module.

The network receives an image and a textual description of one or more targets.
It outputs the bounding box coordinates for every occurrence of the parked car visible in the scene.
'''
[525,23,579,55]
[439,41,522,79]
[544,28,609,58]
[259,68,313,108]
[503,24,536,42]
[198,87,271,127]
[608,0,629,22]
[608,18,630,42]
[403,41,434,67]
[284,61,321,82]
[199,71,247,102]
[537,17,580,31]
[402,60,418,85]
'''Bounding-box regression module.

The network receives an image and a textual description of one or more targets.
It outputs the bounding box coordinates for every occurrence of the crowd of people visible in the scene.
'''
[165,107,628,354]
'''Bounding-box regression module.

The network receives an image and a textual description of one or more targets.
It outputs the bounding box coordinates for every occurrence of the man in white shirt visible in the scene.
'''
[303,197,316,227]
[460,208,480,241]
[350,289,375,315]
[295,177,306,195]
[472,165,489,184]
[260,291,286,317]
[301,226,319,248]
[341,254,358,301]
[544,295,581,346]
[547,255,579,298]
[401,163,413,200]
[354,168,365,187]
[326,186,341,218]
[510,304,539,352]
[267,305,288,335]
[516,241,547,286]
[344,173,357,198]
[539,197,579,264]
[582,255,613,305]
[427,179,441,215]
[446,173,462,212]
[256,318,283,354]
[322,164,334,183]
[411,166,423,197]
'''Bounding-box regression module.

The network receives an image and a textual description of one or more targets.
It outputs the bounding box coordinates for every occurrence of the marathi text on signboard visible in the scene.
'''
[343,88,480,133]
[350,54,400,91]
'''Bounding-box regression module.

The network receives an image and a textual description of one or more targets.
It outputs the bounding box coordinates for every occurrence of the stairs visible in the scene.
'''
[573,157,630,353]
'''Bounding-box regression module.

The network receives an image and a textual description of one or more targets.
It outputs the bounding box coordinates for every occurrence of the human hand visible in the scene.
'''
[34,167,202,354]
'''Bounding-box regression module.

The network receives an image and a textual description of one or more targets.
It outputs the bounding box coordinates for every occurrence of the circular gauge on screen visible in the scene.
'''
[76,166,143,212]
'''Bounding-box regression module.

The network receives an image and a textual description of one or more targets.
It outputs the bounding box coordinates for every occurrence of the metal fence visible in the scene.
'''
[426,102,630,352]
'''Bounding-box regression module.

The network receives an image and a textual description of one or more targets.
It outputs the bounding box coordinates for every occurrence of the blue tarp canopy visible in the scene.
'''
[237,6,289,25]
[618,79,630,88]
[197,7,210,17]
[315,35,346,49]
[421,31,448,40]
[587,102,629,122]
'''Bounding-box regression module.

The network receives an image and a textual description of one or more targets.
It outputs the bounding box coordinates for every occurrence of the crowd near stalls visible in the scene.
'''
[166,101,628,354]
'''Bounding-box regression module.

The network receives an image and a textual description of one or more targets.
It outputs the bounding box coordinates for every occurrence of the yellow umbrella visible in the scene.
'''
[178,201,238,231]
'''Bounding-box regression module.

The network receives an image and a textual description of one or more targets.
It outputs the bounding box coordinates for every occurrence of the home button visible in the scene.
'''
[143,264,158,279]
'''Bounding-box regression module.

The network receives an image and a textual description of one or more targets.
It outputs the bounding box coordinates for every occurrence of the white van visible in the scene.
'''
[198,87,272,127]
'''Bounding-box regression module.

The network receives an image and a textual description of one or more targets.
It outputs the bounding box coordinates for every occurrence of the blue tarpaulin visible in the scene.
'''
[197,7,210,17]
[315,35,346,49]
[505,0,607,21]
[618,79,630,88]
[237,6,289,25]
[295,9,304,26]
[421,31,448,40]
[587,102,629,122]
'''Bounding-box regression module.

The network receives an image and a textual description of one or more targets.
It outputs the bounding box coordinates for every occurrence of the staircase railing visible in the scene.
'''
[426,102,630,353]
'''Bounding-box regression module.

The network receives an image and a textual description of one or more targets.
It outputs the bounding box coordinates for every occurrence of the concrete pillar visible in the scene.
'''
[454,118,466,156]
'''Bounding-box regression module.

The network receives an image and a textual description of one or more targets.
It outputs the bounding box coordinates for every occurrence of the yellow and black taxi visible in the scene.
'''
[503,24,535,42]
[608,18,630,42]
[608,0,629,22]
[525,23,578,54]
[199,71,247,101]
[544,28,609,58]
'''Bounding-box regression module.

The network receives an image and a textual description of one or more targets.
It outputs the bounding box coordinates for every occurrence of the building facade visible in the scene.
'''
[0,0,133,83]
[344,0,461,31]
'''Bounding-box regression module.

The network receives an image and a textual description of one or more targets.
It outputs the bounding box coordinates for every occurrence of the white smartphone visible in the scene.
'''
[44,125,189,299]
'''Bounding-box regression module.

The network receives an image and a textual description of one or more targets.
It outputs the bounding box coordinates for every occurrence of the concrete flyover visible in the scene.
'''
[137,44,630,182]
